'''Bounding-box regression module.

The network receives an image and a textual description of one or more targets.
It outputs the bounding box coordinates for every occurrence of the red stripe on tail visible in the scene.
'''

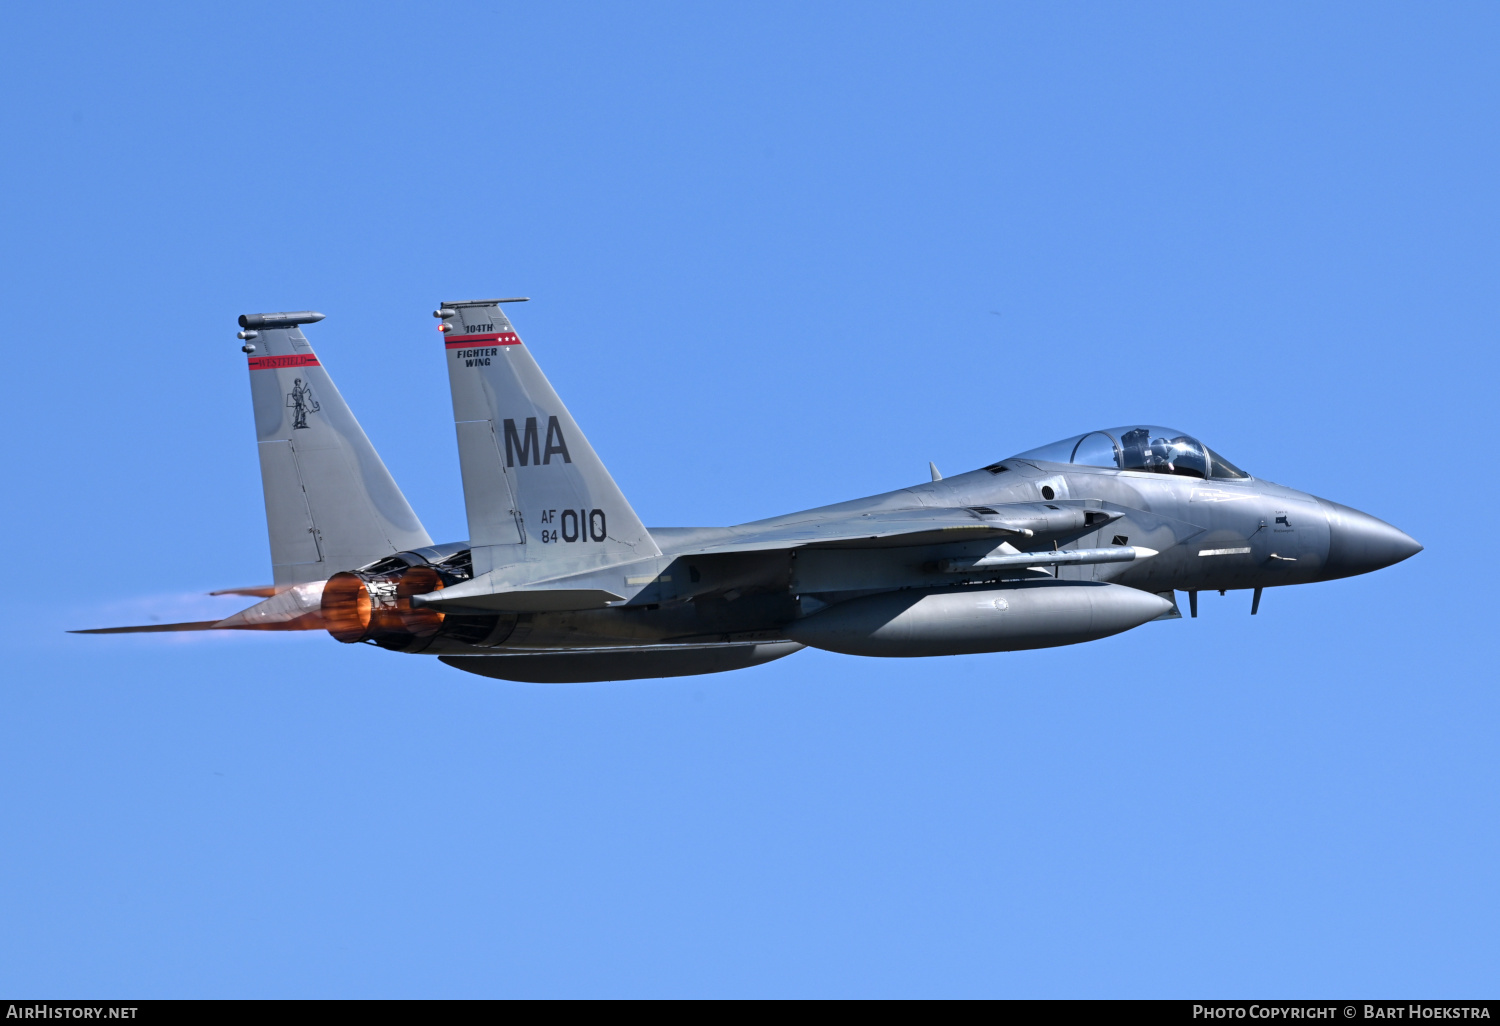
[445,331,521,348]
[248,354,321,370]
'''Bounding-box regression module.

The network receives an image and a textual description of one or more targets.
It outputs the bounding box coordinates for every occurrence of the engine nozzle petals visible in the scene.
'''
[320,564,447,645]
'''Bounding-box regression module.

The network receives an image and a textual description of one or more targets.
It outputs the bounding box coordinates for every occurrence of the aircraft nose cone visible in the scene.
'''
[1320,501,1422,580]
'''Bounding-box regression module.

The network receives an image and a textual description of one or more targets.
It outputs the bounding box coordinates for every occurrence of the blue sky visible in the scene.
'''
[1,1,1494,997]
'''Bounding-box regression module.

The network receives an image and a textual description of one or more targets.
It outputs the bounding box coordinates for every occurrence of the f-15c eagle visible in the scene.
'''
[75,300,1421,682]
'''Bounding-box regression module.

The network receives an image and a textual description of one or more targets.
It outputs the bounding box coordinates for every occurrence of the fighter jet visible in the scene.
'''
[75,300,1422,682]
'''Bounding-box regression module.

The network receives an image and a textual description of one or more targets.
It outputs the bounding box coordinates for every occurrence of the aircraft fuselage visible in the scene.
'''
[393,455,1417,655]
[77,305,1420,683]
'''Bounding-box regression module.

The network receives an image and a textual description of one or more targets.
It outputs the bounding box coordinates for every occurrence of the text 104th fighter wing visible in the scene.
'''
[73,300,1422,683]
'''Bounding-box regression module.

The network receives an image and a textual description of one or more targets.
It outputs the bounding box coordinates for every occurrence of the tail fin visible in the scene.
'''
[437,298,659,587]
[239,311,432,584]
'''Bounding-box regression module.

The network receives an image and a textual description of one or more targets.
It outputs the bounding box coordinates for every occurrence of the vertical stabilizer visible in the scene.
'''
[239,311,432,584]
[437,299,659,587]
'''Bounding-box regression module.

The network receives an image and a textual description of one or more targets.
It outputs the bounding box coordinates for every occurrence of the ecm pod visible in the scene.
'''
[785,580,1174,657]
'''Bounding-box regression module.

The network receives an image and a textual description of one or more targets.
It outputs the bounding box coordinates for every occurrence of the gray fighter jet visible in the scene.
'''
[77,300,1422,682]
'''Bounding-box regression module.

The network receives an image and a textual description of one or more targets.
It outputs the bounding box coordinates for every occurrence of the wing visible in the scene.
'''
[421,503,1128,613]
[662,502,1120,557]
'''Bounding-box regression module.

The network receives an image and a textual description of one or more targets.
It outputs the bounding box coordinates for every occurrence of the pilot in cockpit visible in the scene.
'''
[1012,426,1244,481]
[1119,428,1158,470]
[1118,428,1208,478]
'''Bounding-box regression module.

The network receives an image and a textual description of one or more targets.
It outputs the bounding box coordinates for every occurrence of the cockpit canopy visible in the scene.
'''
[1012,426,1250,480]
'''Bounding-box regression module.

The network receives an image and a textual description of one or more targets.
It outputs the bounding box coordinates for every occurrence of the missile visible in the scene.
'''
[937,545,1156,574]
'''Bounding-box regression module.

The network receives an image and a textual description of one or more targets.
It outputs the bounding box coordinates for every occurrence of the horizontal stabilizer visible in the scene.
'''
[70,621,223,634]
[209,580,327,629]
[72,580,330,635]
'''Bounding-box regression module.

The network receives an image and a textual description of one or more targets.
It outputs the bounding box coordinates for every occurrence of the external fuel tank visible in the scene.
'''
[785,581,1173,657]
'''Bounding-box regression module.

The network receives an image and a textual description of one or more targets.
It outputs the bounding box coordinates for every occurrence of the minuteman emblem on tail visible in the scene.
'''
[286,378,320,429]
[238,311,433,584]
